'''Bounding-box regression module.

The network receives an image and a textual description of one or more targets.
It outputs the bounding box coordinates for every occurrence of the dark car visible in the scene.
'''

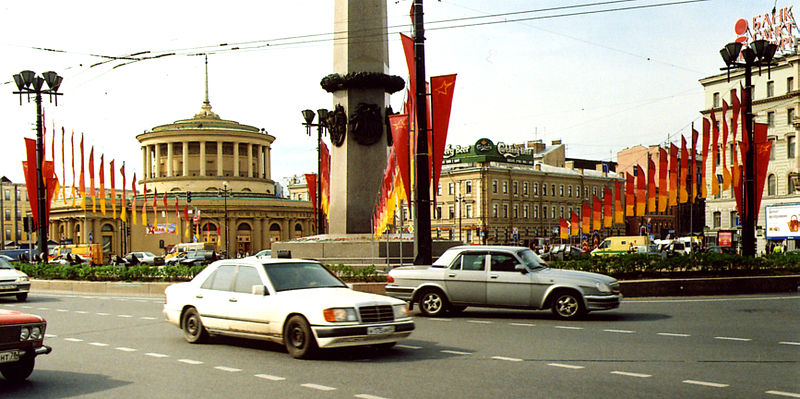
[0,309,52,382]
[167,250,217,266]
[705,245,736,254]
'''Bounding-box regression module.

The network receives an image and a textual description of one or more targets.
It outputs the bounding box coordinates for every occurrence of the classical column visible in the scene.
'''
[166,142,173,177]
[247,143,253,177]
[154,143,161,178]
[200,141,207,176]
[233,142,240,177]
[264,145,271,180]
[217,141,223,177]
[257,145,264,179]
[182,141,189,177]
[142,146,148,179]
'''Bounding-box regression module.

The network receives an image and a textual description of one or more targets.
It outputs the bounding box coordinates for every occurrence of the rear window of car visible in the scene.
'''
[201,265,237,291]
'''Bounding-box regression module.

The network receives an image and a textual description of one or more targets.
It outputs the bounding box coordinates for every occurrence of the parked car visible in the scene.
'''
[123,251,165,266]
[0,255,14,262]
[166,250,216,266]
[705,245,736,254]
[386,245,621,320]
[539,245,584,261]
[163,258,414,359]
[0,309,51,382]
[0,258,30,302]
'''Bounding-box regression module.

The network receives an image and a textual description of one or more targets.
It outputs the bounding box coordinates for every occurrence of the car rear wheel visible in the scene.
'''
[417,289,449,317]
[0,355,35,383]
[284,315,317,359]
[550,290,586,320]
[181,307,209,344]
[16,293,27,302]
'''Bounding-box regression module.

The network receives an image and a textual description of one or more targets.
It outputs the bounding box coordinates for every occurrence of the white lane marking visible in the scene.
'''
[766,390,800,398]
[96,313,110,316]
[441,350,471,355]
[45,334,57,338]
[492,356,523,362]
[467,320,493,324]
[302,384,336,391]
[683,380,729,388]
[396,344,422,350]
[255,374,286,381]
[56,309,69,312]
[179,359,204,365]
[145,353,169,358]
[555,326,583,330]
[64,338,84,342]
[429,318,452,322]
[355,394,390,399]
[628,296,800,303]
[37,307,49,310]
[89,342,109,347]
[509,322,536,327]
[74,311,89,314]
[140,317,156,320]
[779,341,800,346]
[21,305,32,308]
[118,315,133,318]
[215,366,241,372]
[714,336,751,342]
[548,363,584,369]
[658,332,690,337]
[604,329,635,334]
[611,371,652,378]
[115,347,137,352]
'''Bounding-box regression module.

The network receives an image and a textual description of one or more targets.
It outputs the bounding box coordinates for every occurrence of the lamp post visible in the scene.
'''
[301,109,328,235]
[456,194,462,242]
[12,70,63,261]
[219,181,231,258]
[719,39,777,257]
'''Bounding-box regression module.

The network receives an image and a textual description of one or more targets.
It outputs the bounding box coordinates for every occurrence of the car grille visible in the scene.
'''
[609,282,620,294]
[358,305,394,323]
[0,325,20,344]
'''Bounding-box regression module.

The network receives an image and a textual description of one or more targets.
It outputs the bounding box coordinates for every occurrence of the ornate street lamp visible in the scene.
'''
[301,108,329,235]
[719,39,777,257]
[12,70,63,261]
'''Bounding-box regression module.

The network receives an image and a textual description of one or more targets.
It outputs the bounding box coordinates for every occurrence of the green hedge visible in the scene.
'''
[18,263,206,282]
[549,252,800,279]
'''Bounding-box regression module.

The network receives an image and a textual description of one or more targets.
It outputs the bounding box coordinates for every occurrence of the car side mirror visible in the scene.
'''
[515,264,528,274]
[251,285,268,296]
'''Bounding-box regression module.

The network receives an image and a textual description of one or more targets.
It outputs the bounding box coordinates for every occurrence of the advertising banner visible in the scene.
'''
[765,204,800,239]
[146,223,177,235]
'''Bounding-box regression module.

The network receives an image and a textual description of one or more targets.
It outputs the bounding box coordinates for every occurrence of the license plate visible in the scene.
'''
[0,284,16,291]
[0,350,20,364]
[367,326,395,335]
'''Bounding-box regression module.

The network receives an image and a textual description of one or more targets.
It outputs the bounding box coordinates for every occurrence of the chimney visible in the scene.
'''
[551,139,562,146]
[565,160,575,170]
[534,164,542,171]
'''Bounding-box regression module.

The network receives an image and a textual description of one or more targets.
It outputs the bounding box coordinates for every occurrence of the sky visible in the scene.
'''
[0,0,794,188]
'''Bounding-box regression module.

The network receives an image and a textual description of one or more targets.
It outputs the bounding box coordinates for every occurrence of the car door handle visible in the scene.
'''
[229,298,238,302]
[448,273,456,278]
[195,295,203,299]
[490,274,499,279]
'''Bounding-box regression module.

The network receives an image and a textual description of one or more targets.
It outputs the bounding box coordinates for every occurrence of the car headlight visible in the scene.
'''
[30,326,43,340]
[20,327,30,341]
[16,275,30,282]
[393,304,410,319]
[595,282,611,294]
[323,308,358,322]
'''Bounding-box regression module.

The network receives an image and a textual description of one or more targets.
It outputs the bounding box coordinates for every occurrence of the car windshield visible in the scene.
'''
[143,252,156,257]
[517,249,546,269]
[263,262,347,292]
[0,258,13,269]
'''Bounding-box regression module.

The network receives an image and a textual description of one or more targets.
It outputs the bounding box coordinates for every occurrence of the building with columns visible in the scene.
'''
[45,93,314,260]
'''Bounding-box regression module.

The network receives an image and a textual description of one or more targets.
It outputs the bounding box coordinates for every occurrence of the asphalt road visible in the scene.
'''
[1,291,798,399]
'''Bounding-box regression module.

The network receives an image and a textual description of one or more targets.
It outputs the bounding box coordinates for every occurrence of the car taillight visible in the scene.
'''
[386,275,394,284]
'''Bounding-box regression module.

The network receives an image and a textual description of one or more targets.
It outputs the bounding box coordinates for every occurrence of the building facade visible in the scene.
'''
[0,177,34,249]
[700,51,800,252]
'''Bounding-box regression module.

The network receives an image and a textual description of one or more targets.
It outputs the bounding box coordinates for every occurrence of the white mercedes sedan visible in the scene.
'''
[163,258,414,359]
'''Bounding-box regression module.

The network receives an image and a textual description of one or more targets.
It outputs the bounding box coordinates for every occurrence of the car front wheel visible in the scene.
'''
[16,293,27,302]
[181,307,209,344]
[284,315,318,359]
[551,291,586,320]
[417,289,449,317]
[0,355,35,383]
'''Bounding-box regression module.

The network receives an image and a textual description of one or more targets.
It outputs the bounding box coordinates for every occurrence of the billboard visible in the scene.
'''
[765,204,800,239]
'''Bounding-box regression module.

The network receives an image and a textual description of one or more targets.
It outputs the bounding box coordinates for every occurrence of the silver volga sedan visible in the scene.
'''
[385,246,621,320]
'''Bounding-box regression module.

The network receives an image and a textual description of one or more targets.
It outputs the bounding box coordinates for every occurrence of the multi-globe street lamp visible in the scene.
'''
[12,70,63,261]
[301,109,329,235]
[719,39,777,257]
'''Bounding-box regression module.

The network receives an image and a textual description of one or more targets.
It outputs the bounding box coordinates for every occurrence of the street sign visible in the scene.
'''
[88,232,93,242]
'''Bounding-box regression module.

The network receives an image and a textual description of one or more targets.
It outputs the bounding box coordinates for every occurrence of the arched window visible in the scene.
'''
[101,224,114,232]
[294,223,303,236]
[789,176,797,195]
[237,223,251,231]
[767,174,777,196]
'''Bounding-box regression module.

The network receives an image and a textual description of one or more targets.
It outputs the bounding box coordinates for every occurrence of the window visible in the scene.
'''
[533,182,538,195]
[788,108,795,127]
[448,183,455,195]
[437,184,442,196]
[767,174,776,196]
[592,186,597,196]
[502,181,508,194]
[203,265,237,291]
[448,206,455,219]
[713,211,721,228]
[465,180,472,194]
[768,112,775,128]
[576,185,581,199]
[533,205,539,218]
[542,206,547,219]
[3,209,9,221]
[584,186,589,198]
[769,138,776,160]
[789,77,795,93]
[3,189,8,201]
[729,211,738,228]
[490,253,518,272]
[513,204,518,218]
[551,207,556,219]
[233,266,264,294]
[560,206,564,218]
[542,183,547,196]
[513,181,518,195]
[767,80,775,97]
[492,180,497,193]
[503,204,508,218]
[492,204,498,218]
[567,185,572,197]
[435,206,442,219]
[559,184,564,197]
[713,92,720,108]
[716,145,721,165]
[523,182,528,195]
[551,184,556,196]
[455,253,486,271]
[789,135,796,159]
[523,205,529,218]
[789,176,797,195]
[465,204,472,218]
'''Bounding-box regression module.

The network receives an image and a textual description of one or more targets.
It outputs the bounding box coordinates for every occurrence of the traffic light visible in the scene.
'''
[187,191,192,203]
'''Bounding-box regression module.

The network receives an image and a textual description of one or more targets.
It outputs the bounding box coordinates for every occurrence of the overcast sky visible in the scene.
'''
[0,0,791,187]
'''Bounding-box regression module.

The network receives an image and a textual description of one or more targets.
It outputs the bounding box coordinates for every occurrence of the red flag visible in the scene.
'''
[754,122,772,219]
[721,100,731,190]
[731,89,741,190]
[183,205,189,223]
[603,186,612,228]
[691,126,698,202]
[60,127,66,204]
[163,193,168,213]
[305,173,317,224]
[99,154,106,215]
[89,146,96,212]
[22,139,39,228]
[142,180,148,225]
[430,74,457,199]
[740,82,750,151]
[570,210,580,236]
[131,172,137,225]
[701,118,710,198]
[625,172,635,216]
[669,143,678,206]
[175,197,180,234]
[658,147,668,212]
[109,159,116,219]
[647,158,656,212]
[120,163,127,222]
[582,201,591,234]
[635,165,646,216]
[592,195,602,231]
[710,108,720,195]
[79,135,85,210]
[320,141,331,216]
[679,136,689,204]
[389,114,411,200]
[70,131,76,206]
[614,179,623,224]
[559,218,569,240]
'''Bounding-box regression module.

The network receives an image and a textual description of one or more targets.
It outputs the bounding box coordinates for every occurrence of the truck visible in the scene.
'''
[591,236,651,256]
[48,244,103,265]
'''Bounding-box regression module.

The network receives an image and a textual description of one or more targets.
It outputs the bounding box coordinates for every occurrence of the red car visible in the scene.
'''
[0,309,51,382]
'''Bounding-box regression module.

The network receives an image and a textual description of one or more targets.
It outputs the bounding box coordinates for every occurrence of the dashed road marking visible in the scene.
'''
[555,326,583,330]
[140,316,157,320]
[429,318,452,322]
[766,390,800,398]
[604,329,635,334]
[509,323,536,327]
[64,338,83,342]
[355,394,390,399]
[611,371,652,378]
[75,311,89,314]
[89,342,109,347]
[255,374,285,381]
[115,347,137,352]
[683,380,729,388]
[37,307,49,310]
[714,336,751,342]
[179,359,203,365]
[492,356,523,362]
[96,312,110,316]
[302,383,336,391]
[441,350,471,355]
[779,341,800,346]
[118,314,133,318]
[658,332,690,337]
[396,344,422,350]
[215,366,241,372]
[145,353,169,358]
[45,334,57,338]
[467,320,492,324]
[548,363,584,370]
[56,309,69,312]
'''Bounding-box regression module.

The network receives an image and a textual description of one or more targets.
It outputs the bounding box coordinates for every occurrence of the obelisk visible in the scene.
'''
[325,0,396,234]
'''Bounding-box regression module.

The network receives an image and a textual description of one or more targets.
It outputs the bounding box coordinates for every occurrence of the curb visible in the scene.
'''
[30,275,800,298]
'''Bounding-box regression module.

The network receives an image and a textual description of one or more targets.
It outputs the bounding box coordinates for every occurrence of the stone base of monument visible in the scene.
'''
[271,234,461,268]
